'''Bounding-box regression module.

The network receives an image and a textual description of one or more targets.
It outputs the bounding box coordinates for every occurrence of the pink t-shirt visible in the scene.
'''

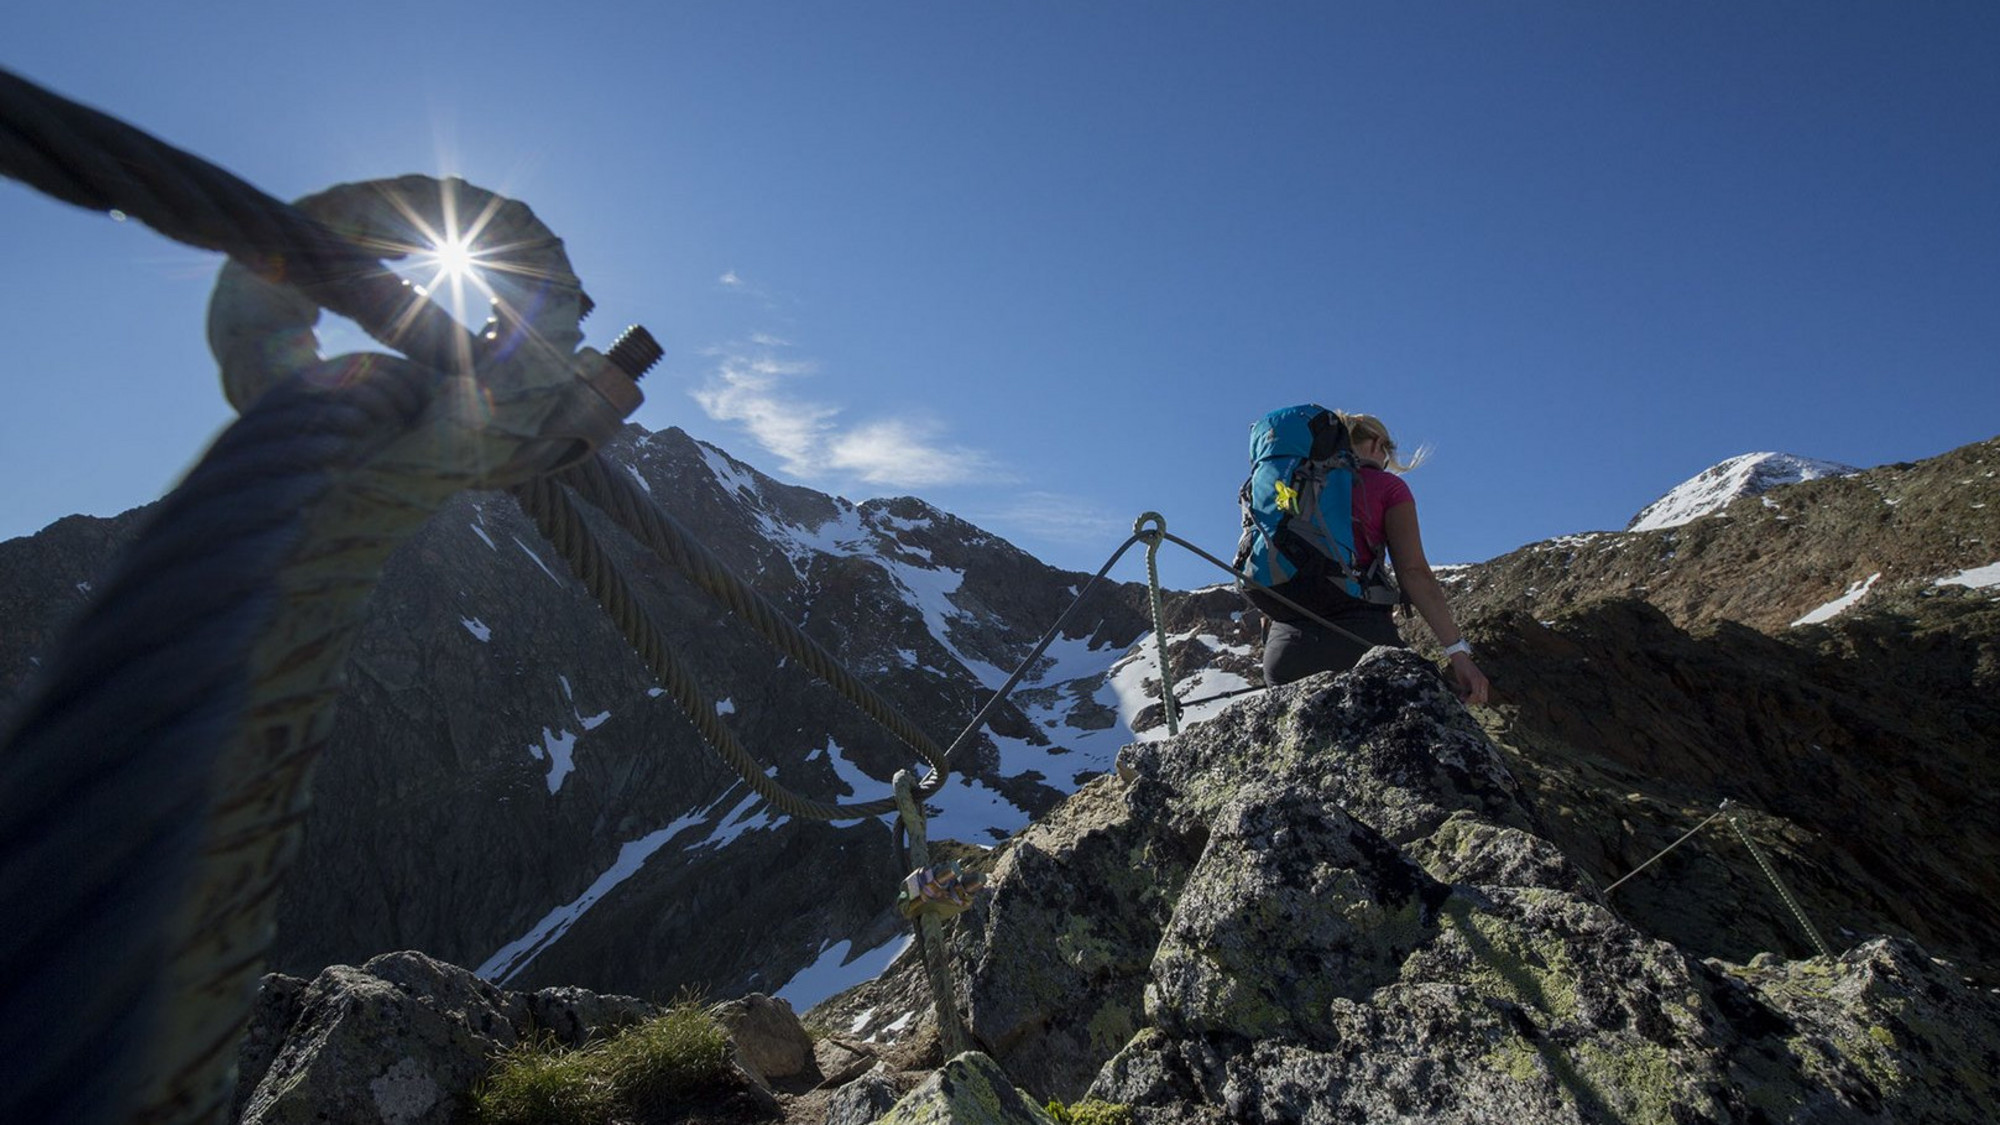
[1352,467,1414,571]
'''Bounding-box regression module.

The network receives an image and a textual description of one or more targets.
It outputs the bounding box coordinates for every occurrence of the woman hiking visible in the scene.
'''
[1257,410,1491,705]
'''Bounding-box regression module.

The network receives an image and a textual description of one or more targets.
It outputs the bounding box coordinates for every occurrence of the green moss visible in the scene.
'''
[1055,917,1121,975]
[1046,1097,1137,1125]
[470,1003,732,1125]
[1574,1040,1687,1125]
[1194,954,1292,1039]
[1485,1035,1543,1084]
[882,1054,1056,1125]
[1439,897,1581,1025]
[1086,1002,1137,1055]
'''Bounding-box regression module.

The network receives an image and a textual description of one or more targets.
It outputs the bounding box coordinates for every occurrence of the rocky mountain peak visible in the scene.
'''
[1626,451,1859,532]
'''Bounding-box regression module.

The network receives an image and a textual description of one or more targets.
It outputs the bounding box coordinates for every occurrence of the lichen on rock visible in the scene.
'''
[929,647,2000,1124]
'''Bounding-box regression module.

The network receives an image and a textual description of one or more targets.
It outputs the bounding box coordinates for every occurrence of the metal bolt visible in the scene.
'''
[605,325,663,381]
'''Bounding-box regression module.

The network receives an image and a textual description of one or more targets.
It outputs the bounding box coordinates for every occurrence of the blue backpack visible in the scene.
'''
[1233,404,1398,621]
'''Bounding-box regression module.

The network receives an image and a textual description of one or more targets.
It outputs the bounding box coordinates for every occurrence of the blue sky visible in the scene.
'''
[5,3,1996,590]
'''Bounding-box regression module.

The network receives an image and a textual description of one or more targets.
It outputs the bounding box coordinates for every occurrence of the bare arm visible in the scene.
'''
[1382,500,1490,705]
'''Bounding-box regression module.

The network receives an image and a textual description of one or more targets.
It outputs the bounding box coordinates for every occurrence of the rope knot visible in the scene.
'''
[205,175,646,489]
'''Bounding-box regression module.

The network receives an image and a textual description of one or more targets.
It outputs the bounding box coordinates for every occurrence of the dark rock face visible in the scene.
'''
[1464,593,2000,982]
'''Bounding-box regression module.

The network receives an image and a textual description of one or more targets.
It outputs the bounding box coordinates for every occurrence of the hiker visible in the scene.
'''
[1244,408,1491,704]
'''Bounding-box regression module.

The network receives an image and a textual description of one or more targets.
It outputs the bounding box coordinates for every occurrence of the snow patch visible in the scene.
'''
[512,537,565,585]
[877,558,1012,689]
[528,728,580,794]
[1791,573,1883,627]
[810,738,880,798]
[775,934,914,1011]
[924,773,1035,843]
[476,808,710,984]
[697,443,763,500]
[688,790,787,850]
[1936,562,2000,591]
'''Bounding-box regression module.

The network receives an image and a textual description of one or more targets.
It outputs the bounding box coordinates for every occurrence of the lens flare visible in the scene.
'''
[429,235,478,283]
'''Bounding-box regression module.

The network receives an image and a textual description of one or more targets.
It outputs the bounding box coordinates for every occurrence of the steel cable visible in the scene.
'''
[551,455,952,783]
[0,361,434,1125]
[514,464,943,819]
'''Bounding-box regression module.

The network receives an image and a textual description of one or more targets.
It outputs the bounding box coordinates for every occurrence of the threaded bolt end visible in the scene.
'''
[606,325,663,380]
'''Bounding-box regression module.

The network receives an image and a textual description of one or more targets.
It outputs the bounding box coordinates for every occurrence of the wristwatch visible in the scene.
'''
[1441,639,1474,658]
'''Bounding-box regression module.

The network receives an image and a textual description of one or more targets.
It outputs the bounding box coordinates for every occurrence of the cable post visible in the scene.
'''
[1134,513,1181,736]
[895,770,970,1058]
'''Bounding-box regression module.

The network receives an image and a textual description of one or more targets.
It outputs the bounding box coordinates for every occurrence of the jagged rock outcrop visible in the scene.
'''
[211,588,1992,1120]
[818,648,2000,1124]
[231,951,659,1124]
[876,1053,1057,1125]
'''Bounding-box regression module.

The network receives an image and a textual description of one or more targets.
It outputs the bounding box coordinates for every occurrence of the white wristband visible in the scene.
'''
[1442,640,1473,658]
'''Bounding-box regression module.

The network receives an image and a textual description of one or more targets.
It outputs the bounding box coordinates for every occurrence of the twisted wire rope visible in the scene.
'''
[1725,805,1836,958]
[0,362,433,1125]
[551,455,953,799]
[514,469,928,820]
[1136,517,1183,735]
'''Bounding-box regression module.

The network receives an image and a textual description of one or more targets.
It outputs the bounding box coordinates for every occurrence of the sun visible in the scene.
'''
[429,235,479,284]
[406,227,497,329]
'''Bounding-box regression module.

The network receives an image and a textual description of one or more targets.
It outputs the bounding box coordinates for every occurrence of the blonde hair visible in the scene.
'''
[1336,411,1427,473]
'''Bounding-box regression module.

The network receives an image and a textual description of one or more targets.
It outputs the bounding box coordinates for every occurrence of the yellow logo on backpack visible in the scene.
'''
[1273,478,1299,515]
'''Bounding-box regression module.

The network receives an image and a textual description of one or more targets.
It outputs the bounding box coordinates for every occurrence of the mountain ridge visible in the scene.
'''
[5,426,1998,1124]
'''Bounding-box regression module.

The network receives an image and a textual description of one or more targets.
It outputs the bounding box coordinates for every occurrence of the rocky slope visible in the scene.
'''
[1444,435,1998,635]
[1420,436,2000,989]
[809,649,2000,1124]
[228,649,2000,1124]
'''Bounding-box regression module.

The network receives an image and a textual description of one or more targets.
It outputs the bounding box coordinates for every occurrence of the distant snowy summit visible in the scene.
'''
[1627,452,1859,532]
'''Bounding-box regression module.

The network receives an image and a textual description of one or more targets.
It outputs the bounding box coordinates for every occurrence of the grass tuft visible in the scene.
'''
[1045,1097,1136,1125]
[472,1004,733,1125]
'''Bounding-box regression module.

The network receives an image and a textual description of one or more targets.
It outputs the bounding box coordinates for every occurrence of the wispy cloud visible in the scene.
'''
[717,269,779,308]
[689,347,833,477]
[692,337,1003,491]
